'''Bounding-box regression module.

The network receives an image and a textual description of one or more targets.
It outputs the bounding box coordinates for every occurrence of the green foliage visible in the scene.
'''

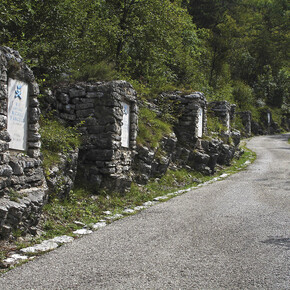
[136,107,172,148]
[0,0,288,117]
[232,115,244,132]
[39,117,81,154]
[232,80,254,110]
[8,189,22,203]
[71,62,118,82]
[207,115,228,133]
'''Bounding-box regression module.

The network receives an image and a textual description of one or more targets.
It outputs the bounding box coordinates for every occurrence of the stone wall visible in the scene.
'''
[133,93,241,183]
[0,47,47,239]
[208,101,232,132]
[47,81,138,192]
[160,91,207,147]
[237,111,252,137]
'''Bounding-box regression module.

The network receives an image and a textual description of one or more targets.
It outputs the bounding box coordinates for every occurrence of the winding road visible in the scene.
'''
[1,134,289,289]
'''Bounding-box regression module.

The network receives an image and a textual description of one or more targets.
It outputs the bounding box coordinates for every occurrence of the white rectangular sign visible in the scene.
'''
[226,112,230,132]
[7,78,29,151]
[197,108,203,138]
[267,112,271,124]
[121,102,130,148]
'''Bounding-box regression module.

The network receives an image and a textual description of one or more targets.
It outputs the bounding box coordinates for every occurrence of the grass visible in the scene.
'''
[137,107,173,148]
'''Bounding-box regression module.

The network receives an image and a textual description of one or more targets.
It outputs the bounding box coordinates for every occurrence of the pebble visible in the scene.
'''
[3,254,28,265]
[74,221,85,227]
[92,222,107,230]
[134,206,145,211]
[73,229,93,235]
[219,173,229,178]
[21,240,59,254]
[153,196,168,201]
[123,209,135,214]
[50,235,74,244]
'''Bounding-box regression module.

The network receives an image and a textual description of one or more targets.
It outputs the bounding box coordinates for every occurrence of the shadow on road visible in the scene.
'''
[262,237,290,250]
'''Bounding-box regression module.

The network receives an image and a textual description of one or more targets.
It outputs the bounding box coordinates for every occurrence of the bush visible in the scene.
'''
[137,107,172,148]
[40,117,81,154]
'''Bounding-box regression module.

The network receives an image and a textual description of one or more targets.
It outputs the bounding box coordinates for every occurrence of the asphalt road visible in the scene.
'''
[1,134,289,289]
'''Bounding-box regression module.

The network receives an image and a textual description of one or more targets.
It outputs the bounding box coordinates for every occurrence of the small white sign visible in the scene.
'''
[267,112,271,124]
[121,102,130,148]
[197,108,203,138]
[226,112,230,132]
[7,78,29,151]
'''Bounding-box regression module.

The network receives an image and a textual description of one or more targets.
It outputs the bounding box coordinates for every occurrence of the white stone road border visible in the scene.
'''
[2,157,253,268]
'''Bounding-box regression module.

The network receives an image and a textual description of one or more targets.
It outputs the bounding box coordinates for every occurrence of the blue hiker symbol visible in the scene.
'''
[123,104,129,115]
[15,84,22,99]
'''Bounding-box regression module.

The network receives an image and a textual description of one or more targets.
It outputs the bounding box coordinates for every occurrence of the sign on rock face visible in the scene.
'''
[121,102,130,148]
[7,78,29,151]
[197,108,203,138]
[226,112,230,132]
[267,112,271,125]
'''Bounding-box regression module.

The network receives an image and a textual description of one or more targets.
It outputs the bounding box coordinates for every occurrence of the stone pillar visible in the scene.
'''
[237,111,252,136]
[161,91,207,148]
[0,46,47,239]
[208,101,232,133]
[52,81,138,192]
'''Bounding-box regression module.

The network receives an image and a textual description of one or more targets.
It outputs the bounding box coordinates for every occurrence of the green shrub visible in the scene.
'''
[137,107,172,148]
[40,117,81,154]
[207,115,227,133]
[72,62,118,82]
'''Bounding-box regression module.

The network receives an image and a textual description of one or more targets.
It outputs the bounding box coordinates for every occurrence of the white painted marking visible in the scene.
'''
[121,102,130,148]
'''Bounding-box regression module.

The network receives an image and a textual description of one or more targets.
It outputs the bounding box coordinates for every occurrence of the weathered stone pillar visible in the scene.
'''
[0,46,47,239]
[208,101,232,133]
[161,91,207,148]
[237,111,252,136]
[52,81,138,192]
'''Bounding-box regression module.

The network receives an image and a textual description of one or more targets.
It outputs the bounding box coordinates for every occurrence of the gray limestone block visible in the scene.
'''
[57,93,69,104]
[0,177,11,190]
[27,141,41,149]
[0,130,11,142]
[28,123,40,132]
[0,164,13,177]
[29,97,39,107]
[69,88,86,98]
[29,107,40,123]
[9,158,24,175]
[27,149,41,158]
[75,102,94,110]
[83,117,98,126]
[0,204,8,220]
[0,115,7,129]
[28,132,41,142]
[86,92,98,98]
[11,175,26,186]
[0,224,11,238]
[0,69,7,82]
[0,100,7,115]
[59,112,76,121]
[29,82,40,96]
[87,126,105,135]
[0,152,10,164]
[0,83,7,100]
[76,108,95,118]
[84,149,114,162]
[99,167,116,174]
